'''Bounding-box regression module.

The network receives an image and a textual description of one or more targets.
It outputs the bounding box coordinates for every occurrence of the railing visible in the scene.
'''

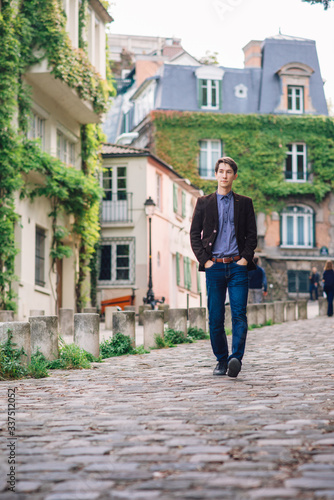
[101,193,133,223]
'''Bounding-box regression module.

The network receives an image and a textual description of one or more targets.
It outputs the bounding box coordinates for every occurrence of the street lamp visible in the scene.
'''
[144,197,156,308]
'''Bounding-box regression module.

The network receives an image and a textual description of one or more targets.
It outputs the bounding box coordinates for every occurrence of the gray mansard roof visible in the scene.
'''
[103,35,328,142]
[259,35,327,114]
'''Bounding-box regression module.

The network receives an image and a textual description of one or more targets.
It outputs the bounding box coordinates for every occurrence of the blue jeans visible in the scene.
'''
[205,261,249,363]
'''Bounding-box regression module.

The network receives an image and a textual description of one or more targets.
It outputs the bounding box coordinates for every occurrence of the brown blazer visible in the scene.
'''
[190,191,257,272]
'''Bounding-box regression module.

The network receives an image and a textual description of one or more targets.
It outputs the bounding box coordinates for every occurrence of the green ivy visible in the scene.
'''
[152,111,334,213]
[0,0,113,311]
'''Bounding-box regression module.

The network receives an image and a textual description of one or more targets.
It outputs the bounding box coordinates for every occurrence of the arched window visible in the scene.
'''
[280,205,314,248]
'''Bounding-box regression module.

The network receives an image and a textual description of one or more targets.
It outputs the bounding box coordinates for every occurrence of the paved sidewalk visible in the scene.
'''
[1,316,334,500]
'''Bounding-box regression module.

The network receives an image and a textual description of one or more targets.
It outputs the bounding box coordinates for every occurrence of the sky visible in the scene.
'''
[108,0,334,112]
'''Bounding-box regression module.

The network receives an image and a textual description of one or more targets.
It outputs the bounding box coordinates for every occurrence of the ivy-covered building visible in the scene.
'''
[0,0,112,318]
[104,34,334,299]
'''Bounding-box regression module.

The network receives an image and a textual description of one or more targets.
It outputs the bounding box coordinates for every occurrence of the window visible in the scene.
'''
[199,140,222,179]
[173,184,186,218]
[285,144,307,182]
[103,166,127,201]
[199,79,220,109]
[57,131,75,165]
[98,238,135,284]
[281,205,314,248]
[195,66,224,110]
[102,166,131,222]
[288,86,304,113]
[35,227,46,287]
[28,113,45,149]
[288,270,310,293]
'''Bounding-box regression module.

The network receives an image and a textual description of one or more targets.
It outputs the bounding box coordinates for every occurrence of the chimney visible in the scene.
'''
[242,40,263,68]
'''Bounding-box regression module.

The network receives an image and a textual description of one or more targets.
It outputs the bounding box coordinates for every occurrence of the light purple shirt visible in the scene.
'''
[212,190,239,257]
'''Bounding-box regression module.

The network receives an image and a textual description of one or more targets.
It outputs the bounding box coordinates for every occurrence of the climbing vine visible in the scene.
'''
[152,111,334,213]
[0,0,113,311]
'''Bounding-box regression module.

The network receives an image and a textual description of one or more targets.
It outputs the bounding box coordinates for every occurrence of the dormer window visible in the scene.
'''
[276,62,315,114]
[195,66,224,110]
[288,86,304,113]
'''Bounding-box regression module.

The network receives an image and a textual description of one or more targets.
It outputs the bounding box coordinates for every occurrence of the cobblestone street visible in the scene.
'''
[1,315,334,500]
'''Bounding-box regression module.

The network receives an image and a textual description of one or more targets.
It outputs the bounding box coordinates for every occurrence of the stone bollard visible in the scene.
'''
[158,304,170,323]
[318,297,327,316]
[0,322,31,365]
[224,305,232,331]
[257,304,266,325]
[74,313,100,357]
[124,306,135,312]
[247,304,258,327]
[0,311,14,322]
[143,310,164,349]
[83,307,97,313]
[188,307,207,332]
[274,301,285,323]
[265,303,275,324]
[112,311,136,347]
[105,306,119,330]
[29,316,59,361]
[59,308,74,338]
[168,309,187,337]
[30,310,45,317]
[297,300,308,320]
[139,305,151,326]
[286,301,296,322]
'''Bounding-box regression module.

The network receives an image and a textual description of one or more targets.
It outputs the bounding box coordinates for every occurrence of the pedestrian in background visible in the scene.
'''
[322,260,334,317]
[309,267,320,301]
[248,256,267,304]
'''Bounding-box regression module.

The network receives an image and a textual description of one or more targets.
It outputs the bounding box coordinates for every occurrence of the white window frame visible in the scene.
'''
[199,139,222,179]
[287,86,304,114]
[201,79,219,109]
[281,205,314,248]
[28,112,46,150]
[35,226,46,287]
[98,238,135,286]
[57,130,76,166]
[285,143,307,183]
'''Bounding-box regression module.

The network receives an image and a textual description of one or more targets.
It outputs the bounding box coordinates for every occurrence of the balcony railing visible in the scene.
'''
[101,192,133,223]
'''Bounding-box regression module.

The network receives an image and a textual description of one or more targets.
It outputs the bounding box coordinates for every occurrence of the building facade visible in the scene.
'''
[103,34,334,299]
[99,144,206,311]
[4,0,112,319]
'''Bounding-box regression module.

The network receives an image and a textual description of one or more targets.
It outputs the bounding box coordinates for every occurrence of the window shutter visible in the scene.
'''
[219,80,223,109]
[182,191,186,218]
[279,214,283,246]
[313,211,316,248]
[197,79,203,108]
[188,259,192,291]
[176,252,180,285]
[173,184,178,213]
[197,265,201,292]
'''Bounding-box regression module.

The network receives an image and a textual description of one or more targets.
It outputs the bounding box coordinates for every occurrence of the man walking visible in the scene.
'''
[248,257,267,304]
[190,157,257,378]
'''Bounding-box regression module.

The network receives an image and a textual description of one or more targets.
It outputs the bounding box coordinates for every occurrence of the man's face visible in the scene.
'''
[312,267,317,273]
[215,162,238,191]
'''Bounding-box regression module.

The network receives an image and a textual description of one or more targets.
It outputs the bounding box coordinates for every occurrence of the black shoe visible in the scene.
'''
[213,361,227,376]
[227,358,241,378]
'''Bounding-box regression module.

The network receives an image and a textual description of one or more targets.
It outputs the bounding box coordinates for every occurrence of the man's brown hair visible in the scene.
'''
[215,156,238,174]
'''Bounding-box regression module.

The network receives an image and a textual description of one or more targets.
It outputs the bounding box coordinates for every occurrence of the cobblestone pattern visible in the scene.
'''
[1,316,334,500]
